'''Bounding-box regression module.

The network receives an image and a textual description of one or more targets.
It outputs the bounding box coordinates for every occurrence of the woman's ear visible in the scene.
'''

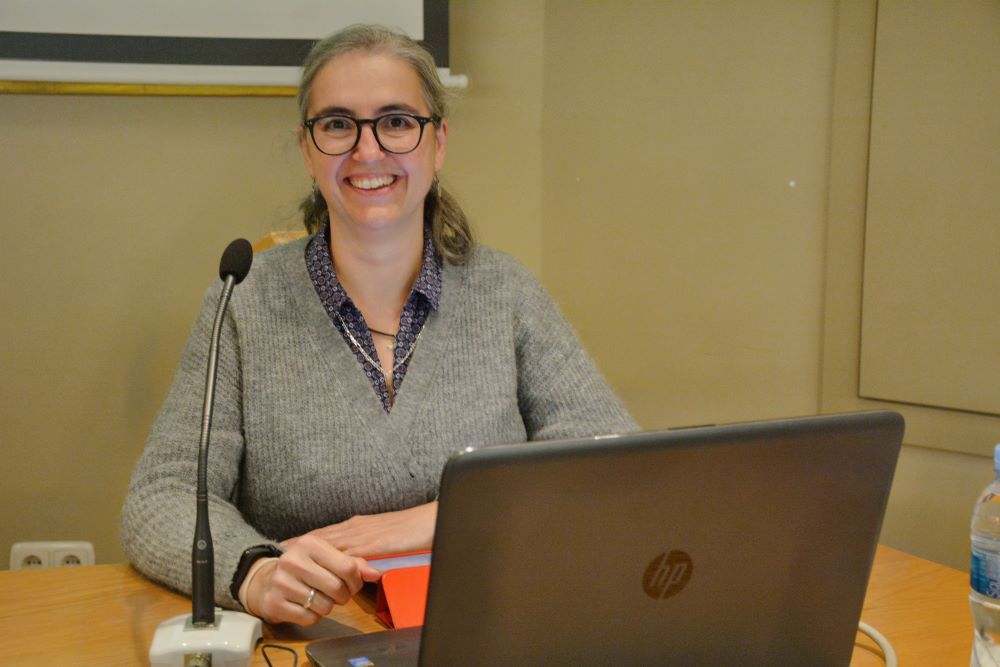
[434,119,448,172]
[299,127,317,180]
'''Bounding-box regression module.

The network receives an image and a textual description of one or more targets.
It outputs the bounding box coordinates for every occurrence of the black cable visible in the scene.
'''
[262,643,298,667]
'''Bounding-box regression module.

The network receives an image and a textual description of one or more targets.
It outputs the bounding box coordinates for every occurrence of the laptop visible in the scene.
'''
[307,410,903,667]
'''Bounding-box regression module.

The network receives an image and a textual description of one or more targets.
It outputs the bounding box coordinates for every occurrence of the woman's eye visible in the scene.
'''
[320,117,353,132]
[383,115,416,131]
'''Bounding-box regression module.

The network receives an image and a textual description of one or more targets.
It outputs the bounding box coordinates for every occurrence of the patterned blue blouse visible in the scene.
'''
[305,219,442,412]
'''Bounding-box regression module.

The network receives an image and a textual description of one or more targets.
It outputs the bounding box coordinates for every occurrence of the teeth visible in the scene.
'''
[349,175,396,190]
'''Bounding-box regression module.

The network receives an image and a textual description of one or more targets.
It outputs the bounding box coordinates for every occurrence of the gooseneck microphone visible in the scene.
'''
[192,238,253,626]
[150,239,262,667]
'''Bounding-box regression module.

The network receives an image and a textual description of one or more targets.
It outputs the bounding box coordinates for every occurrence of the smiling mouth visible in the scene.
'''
[347,175,398,190]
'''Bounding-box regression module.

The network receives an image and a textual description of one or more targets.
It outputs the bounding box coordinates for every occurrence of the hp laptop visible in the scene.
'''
[308,411,903,666]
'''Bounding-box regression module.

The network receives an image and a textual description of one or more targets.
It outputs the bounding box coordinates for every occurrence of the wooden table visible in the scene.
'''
[0,545,971,665]
[851,545,971,666]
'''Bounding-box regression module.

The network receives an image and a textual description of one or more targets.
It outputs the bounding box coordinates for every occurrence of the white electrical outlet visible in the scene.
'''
[9,541,95,570]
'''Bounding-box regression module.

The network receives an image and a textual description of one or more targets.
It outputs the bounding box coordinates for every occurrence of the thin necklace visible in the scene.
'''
[367,325,398,351]
[367,325,397,338]
[335,311,422,376]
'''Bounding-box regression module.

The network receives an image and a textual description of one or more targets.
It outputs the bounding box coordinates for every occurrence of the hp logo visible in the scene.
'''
[642,550,693,600]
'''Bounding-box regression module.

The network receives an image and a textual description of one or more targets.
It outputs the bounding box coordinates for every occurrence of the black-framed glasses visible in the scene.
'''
[303,113,441,156]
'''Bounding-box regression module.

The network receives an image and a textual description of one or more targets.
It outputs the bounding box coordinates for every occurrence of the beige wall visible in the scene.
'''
[449,1,545,275]
[541,0,833,429]
[0,1,994,572]
[819,0,1000,569]
[0,95,307,566]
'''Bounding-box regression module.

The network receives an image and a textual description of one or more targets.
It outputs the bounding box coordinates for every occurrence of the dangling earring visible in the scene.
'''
[432,177,442,199]
[311,181,323,203]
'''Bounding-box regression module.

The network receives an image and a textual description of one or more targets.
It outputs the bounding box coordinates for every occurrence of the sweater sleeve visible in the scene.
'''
[119,283,276,609]
[510,262,639,440]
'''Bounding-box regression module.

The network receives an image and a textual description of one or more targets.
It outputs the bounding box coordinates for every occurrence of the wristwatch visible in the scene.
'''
[229,544,283,600]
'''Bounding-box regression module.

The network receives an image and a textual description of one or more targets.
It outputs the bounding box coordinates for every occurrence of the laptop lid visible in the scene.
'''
[309,410,903,667]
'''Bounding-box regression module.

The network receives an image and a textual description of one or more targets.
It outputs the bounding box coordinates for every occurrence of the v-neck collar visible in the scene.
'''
[279,240,465,453]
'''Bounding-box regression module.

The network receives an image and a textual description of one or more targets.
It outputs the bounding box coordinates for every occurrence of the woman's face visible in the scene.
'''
[300,50,447,236]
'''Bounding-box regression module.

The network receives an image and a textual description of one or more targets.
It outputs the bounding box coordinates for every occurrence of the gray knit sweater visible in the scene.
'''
[120,238,637,608]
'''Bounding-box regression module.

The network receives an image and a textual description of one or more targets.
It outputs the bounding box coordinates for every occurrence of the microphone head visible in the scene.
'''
[219,238,253,284]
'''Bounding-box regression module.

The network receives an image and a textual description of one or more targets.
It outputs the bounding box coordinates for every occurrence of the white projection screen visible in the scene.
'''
[0,0,454,90]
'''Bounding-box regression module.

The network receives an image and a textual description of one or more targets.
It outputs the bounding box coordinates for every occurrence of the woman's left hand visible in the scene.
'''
[282,501,438,557]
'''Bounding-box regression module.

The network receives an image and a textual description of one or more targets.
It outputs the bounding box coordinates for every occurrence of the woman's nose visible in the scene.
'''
[352,123,385,160]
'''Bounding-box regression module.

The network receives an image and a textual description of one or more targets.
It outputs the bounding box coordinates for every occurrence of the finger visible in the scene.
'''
[357,558,383,583]
[269,553,347,607]
[309,572,353,606]
[273,586,332,624]
[257,587,323,627]
[339,543,368,557]
[293,548,363,604]
[310,546,371,598]
[301,587,335,617]
[276,538,344,588]
[296,585,336,619]
[249,551,339,625]
[275,535,370,604]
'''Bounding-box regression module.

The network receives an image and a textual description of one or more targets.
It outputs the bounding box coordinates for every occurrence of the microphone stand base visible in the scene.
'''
[149,610,262,667]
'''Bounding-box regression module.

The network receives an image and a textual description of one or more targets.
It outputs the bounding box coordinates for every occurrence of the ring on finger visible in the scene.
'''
[302,588,317,611]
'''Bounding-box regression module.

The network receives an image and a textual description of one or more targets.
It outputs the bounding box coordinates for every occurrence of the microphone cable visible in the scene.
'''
[262,643,298,666]
[857,621,898,667]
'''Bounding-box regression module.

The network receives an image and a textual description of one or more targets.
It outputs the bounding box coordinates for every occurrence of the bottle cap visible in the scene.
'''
[994,444,1000,473]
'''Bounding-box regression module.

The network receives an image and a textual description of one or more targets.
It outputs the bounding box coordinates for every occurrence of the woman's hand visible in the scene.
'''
[244,534,381,626]
[282,501,438,557]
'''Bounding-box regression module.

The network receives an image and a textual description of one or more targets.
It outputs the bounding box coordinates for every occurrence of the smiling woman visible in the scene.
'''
[300,49,447,257]
[296,26,471,265]
[120,23,637,628]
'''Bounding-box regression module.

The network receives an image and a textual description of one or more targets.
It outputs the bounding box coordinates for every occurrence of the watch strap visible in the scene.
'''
[229,543,283,601]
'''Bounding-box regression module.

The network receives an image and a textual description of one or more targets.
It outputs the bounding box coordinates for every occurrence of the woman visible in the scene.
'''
[121,24,636,627]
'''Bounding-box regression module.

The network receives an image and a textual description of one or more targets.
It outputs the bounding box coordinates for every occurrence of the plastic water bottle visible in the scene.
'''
[970,444,1000,666]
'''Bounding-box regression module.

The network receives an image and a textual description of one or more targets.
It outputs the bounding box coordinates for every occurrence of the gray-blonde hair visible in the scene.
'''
[297,24,474,264]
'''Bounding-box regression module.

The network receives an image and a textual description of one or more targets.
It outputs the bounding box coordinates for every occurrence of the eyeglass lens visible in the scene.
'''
[311,115,426,155]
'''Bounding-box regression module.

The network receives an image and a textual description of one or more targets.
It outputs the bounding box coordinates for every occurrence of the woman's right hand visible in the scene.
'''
[244,534,382,626]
